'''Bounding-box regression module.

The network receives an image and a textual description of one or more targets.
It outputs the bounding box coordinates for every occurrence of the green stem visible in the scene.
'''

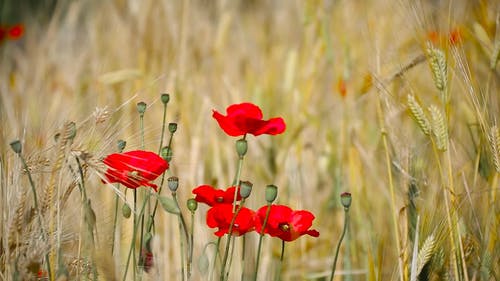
[122,191,152,281]
[210,237,222,281]
[172,192,190,280]
[179,218,186,281]
[240,235,246,281]
[275,240,285,281]
[19,154,52,279]
[253,203,272,281]
[188,211,195,280]
[158,102,168,154]
[329,208,349,281]
[111,189,120,254]
[220,199,246,281]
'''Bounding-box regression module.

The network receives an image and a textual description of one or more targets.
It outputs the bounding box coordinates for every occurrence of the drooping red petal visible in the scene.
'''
[250,117,286,136]
[102,150,168,191]
[290,210,315,233]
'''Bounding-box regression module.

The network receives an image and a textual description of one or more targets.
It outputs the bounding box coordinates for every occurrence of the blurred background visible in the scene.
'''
[1,0,499,280]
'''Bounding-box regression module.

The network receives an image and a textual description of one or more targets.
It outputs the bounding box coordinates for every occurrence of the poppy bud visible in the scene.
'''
[239,181,253,199]
[122,204,132,218]
[117,139,127,152]
[9,140,22,154]
[137,102,147,116]
[168,123,178,134]
[161,93,170,105]
[160,146,172,162]
[340,192,352,209]
[168,176,179,192]
[187,198,198,212]
[236,139,248,157]
[265,184,278,203]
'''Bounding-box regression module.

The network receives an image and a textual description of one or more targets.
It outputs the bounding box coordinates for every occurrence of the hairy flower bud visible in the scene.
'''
[236,139,248,157]
[187,198,198,212]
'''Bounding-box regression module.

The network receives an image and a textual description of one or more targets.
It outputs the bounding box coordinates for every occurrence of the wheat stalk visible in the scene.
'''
[426,43,448,101]
[488,125,500,173]
[407,94,432,136]
[415,234,436,277]
[429,105,448,151]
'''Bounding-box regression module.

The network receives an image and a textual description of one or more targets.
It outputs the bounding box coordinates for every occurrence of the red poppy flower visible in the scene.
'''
[206,204,255,237]
[102,150,168,191]
[212,103,286,136]
[192,185,242,206]
[139,248,154,273]
[255,205,319,242]
[7,24,23,40]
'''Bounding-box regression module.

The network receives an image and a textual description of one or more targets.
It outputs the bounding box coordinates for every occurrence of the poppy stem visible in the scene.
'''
[220,199,245,281]
[16,151,52,279]
[210,237,222,281]
[275,239,285,281]
[329,206,350,281]
[172,192,190,280]
[253,203,272,281]
[111,185,120,254]
[123,191,151,281]
[188,210,195,280]
[240,235,246,281]
[158,98,169,154]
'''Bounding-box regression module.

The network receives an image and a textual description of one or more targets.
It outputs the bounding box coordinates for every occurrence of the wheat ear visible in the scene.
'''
[407,94,432,136]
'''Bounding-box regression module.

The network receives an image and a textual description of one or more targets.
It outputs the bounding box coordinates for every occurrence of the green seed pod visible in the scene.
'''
[160,146,173,162]
[168,123,178,134]
[122,204,132,218]
[137,102,147,116]
[239,181,253,199]
[117,139,127,152]
[168,176,179,192]
[265,184,278,203]
[236,139,248,157]
[161,93,170,105]
[9,140,22,154]
[187,198,198,212]
[340,192,352,209]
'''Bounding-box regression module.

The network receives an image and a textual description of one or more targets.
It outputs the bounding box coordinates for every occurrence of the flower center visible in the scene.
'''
[279,223,290,232]
[128,170,141,179]
[215,196,224,203]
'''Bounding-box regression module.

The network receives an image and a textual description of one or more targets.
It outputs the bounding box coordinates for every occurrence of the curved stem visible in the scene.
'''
[329,208,349,281]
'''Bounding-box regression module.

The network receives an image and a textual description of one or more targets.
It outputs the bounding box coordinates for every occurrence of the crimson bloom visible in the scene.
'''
[8,24,24,40]
[192,185,242,206]
[206,204,255,237]
[212,103,286,136]
[102,150,168,191]
[255,205,319,242]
